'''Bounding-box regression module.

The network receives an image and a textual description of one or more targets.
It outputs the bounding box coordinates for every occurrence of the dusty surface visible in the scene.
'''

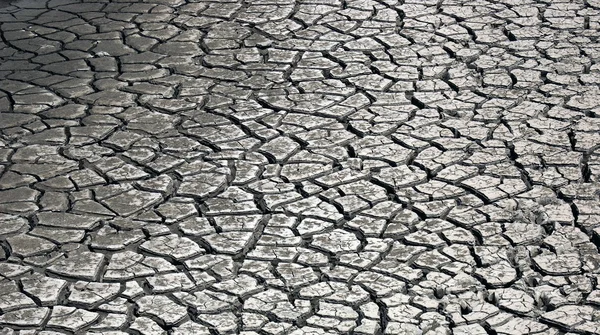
[1,0,600,334]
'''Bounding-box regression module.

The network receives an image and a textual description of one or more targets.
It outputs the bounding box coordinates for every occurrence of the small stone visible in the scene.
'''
[46,306,99,332]
[47,251,105,281]
[140,234,204,261]
[136,295,189,326]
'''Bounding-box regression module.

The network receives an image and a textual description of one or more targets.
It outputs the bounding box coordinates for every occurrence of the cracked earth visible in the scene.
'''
[0,0,600,334]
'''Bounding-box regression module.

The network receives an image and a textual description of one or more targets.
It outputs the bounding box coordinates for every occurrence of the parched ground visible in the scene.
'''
[0,0,600,334]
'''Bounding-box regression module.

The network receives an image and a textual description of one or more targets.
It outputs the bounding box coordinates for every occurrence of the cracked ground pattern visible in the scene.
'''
[0,0,600,334]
